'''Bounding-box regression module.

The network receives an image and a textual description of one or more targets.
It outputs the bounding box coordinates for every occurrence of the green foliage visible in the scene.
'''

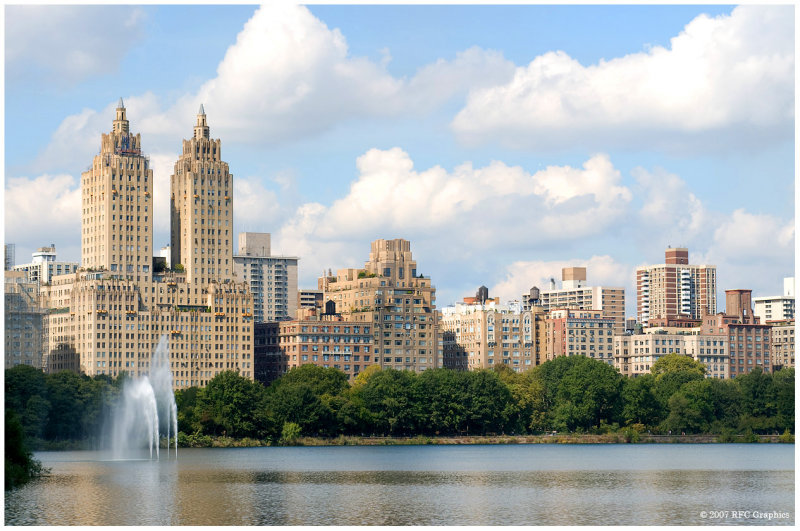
[621,374,663,427]
[778,429,794,443]
[279,422,302,445]
[546,356,623,431]
[174,263,185,272]
[5,410,46,489]
[5,356,795,446]
[195,371,268,438]
[651,353,706,378]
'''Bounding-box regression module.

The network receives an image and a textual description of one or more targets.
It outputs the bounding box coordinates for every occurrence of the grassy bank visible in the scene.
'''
[175,432,791,448]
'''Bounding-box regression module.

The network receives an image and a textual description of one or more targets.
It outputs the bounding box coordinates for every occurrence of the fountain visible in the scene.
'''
[111,335,178,459]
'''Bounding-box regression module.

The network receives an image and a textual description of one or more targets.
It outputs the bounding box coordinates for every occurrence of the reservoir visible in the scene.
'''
[5,444,794,525]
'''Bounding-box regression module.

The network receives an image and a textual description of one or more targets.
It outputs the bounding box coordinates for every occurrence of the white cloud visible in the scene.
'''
[491,255,634,305]
[184,5,514,143]
[4,174,82,260]
[30,3,515,175]
[5,6,146,85]
[271,148,633,294]
[452,5,794,152]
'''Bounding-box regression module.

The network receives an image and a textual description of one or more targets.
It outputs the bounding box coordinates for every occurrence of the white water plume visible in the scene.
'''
[111,335,178,459]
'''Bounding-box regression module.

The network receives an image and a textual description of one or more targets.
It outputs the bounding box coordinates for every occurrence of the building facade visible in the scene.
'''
[40,101,253,389]
[769,319,794,369]
[5,243,15,270]
[277,312,374,380]
[529,266,625,335]
[12,245,79,285]
[614,331,729,379]
[297,289,323,314]
[545,308,616,366]
[253,321,283,385]
[753,277,795,323]
[439,297,546,372]
[233,232,299,322]
[636,247,717,325]
[4,271,45,369]
[701,289,772,377]
[320,239,437,372]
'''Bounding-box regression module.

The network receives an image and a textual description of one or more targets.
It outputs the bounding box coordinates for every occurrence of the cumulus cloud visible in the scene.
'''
[270,148,633,295]
[30,3,515,175]
[491,255,634,304]
[5,6,146,85]
[4,174,82,261]
[452,5,794,152]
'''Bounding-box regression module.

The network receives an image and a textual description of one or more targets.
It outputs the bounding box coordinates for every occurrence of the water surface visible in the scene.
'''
[5,444,794,525]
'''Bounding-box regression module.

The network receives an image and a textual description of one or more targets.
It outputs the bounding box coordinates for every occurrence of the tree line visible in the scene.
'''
[5,354,795,452]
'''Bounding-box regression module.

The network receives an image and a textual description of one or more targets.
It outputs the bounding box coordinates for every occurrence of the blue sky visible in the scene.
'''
[4,4,795,316]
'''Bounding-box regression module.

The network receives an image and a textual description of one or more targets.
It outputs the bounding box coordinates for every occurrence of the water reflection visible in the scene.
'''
[5,446,794,526]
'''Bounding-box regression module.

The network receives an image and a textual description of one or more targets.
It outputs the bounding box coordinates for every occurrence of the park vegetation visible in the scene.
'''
[5,354,795,455]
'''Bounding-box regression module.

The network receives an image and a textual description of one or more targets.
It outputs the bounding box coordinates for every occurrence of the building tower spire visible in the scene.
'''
[113,97,129,133]
[194,103,209,140]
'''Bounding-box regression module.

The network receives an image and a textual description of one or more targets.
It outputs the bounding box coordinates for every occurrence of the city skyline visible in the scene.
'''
[4,4,795,315]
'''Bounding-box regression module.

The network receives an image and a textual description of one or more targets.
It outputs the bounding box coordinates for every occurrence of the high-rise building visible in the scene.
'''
[5,243,15,270]
[545,308,616,366]
[12,244,79,285]
[170,104,234,284]
[753,277,795,323]
[701,289,772,376]
[529,266,625,335]
[40,100,253,389]
[636,247,716,325]
[439,294,547,372]
[4,271,45,369]
[319,238,437,372]
[233,232,299,321]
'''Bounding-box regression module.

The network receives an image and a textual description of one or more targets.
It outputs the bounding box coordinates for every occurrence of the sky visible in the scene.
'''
[3,3,796,317]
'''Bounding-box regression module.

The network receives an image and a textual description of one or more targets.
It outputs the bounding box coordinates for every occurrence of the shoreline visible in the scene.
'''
[31,432,792,451]
[185,432,790,448]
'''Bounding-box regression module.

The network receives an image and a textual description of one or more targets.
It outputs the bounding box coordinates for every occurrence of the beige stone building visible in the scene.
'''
[40,101,253,389]
[529,267,626,336]
[768,319,794,369]
[319,239,437,372]
[636,247,717,325]
[614,331,729,379]
[439,297,546,372]
[545,308,616,366]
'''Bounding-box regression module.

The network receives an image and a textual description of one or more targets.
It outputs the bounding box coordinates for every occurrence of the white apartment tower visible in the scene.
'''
[233,232,299,322]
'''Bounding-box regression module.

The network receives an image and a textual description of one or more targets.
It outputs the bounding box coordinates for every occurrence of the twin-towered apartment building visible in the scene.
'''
[5,103,794,387]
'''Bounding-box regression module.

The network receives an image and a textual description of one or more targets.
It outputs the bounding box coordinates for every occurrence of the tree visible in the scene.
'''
[661,379,714,434]
[277,364,349,398]
[552,357,623,431]
[770,368,795,433]
[5,365,48,413]
[5,410,45,489]
[195,371,267,438]
[355,369,419,435]
[621,374,663,427]
[736,368,776,433]
[651,353,706,378]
